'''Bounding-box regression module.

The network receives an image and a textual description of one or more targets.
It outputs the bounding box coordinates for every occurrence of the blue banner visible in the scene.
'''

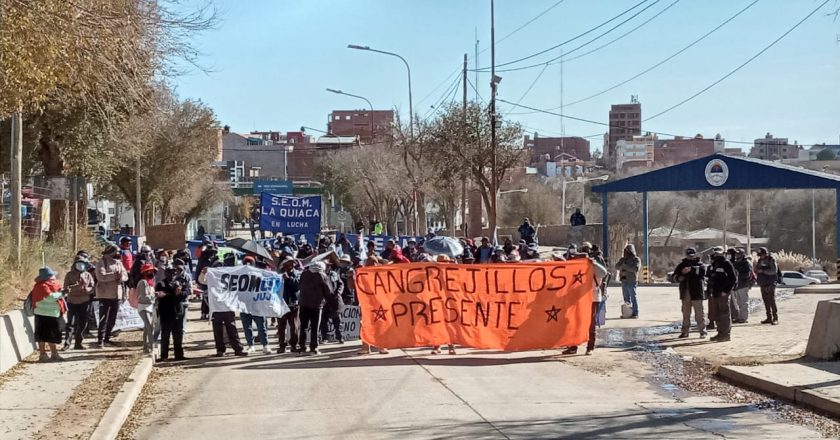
[253,180,293,195]
[260,193,321,235]
[346,234,422,253]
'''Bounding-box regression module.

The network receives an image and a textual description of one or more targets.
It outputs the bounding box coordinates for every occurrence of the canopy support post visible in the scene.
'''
[601,193,609,263]
[642,191,650,284]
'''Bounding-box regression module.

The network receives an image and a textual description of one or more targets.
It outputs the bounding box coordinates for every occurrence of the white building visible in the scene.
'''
[615,134,656,172]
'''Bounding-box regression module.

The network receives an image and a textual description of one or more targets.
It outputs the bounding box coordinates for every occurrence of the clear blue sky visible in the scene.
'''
[174,0,840,150]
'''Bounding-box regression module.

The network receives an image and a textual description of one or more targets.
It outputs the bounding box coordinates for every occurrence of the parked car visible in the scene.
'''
[779,271,820,286]
[805,270,830,283]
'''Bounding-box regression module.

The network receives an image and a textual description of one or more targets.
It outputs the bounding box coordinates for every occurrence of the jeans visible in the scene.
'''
[299,307,322,351]
[587,301,599,351]
[732,287,750,322]
[621,282,638,317]
[319,307,342,342]
[97,298,119,343]
[139,309,154,353]
[212,311,244,354]
[277,307,299,349]
[680,298,706,334]
[159,312,184,359]
[240,312,268,347]
[65,302,89,348]
[711,294,732,338]
[761,285,778,321]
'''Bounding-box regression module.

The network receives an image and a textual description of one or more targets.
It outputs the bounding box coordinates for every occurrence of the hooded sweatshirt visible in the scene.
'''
[616,245,641,284]
[298,262,332,309]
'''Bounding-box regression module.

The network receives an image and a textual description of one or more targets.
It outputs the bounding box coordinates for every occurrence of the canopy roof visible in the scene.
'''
[592,153,840,193]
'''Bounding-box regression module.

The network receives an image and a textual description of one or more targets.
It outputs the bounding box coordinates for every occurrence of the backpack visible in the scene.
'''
[23,290,34,316]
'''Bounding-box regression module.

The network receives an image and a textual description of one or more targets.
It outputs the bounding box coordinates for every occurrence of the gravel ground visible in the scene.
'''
[117,366,186,440]
[638,349,840,438]
[30,331,142,440]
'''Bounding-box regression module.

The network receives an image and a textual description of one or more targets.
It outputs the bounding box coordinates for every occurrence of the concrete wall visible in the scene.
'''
[0,310,36,374]
[805,300,840,360]
[479,224,604,247]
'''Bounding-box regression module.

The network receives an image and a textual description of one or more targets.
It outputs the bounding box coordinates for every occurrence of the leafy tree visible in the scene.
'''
[816,148,836,161]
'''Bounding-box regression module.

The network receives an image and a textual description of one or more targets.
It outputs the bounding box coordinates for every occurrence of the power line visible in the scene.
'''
[502,63,551,117]
[478,0,567,55]
[509,0,760,115]
[471,0,650,71]
[467,78,487,104]
[416,65,463,107]
[490,0,665,74]
[424,73,463,119]
[645,0,831,122]
[498,98,824,148]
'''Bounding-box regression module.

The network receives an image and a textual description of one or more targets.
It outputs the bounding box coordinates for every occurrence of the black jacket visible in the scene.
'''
[707,256,737,297]
[298,268,332,309]
[156,278,187,317]
[733,258,754,290]
[282,269,301,308]
[674,258,706,301]
[325,269,344,311]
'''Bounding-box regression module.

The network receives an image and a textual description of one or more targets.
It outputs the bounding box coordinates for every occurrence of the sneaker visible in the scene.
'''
[50,353,64,362]
[262,346,272,354]
[678,333,689,338]
[699,332,707,339]
[378,349,389,354]
[38,353,50,362]
[245,345,254,353]
[585,349,593,355]
[771,320,779,326]
[61,343,70,351]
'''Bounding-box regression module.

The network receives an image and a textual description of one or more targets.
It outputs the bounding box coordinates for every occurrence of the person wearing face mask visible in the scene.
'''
[136,263,158,355]
[63,255,95,350]
[156,267,188,361]
[129,245,156,288]
[95,245,129,348]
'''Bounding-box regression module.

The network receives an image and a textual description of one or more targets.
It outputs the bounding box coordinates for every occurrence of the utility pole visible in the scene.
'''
[460,53,468,238]
[10,110,22,263]
[474,28,479,100]
[135,158,143,236]
[489,0,498,244]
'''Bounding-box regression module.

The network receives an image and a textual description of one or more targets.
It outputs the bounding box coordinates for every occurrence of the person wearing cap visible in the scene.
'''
[32,267,66,362]
[707,246,737,342]
[95,245,129,347]
[118,236,135,273]
[674,248,707,339]
[277,256,301,353]
[338,254,356,306]
[298,261,332,354]
[63,255,95,350]
[518,218,536,245]
[320,258,345,344]
[129,245,156,288]
[562,243,608,355]
[155,266,189,361]
[731,249,754,324]
[136,263,158,355]
[616,244,641,319]
[755,247,779,325]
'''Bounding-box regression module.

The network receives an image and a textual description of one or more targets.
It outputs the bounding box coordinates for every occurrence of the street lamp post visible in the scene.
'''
[326,88,374,142]
[561,175,609,225]
[347,44,413,137]
[284,144,294,181]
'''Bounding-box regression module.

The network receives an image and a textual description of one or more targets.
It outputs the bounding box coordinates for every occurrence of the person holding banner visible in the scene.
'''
[277,256,301,353]
[298,261,332,354]
[357,257,389,356]
[561,243,608,355]
[240,256,271,354]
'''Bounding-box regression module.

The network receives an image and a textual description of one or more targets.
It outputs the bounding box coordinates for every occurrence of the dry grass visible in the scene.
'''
[773,249,834,274]
[0,226,102,314]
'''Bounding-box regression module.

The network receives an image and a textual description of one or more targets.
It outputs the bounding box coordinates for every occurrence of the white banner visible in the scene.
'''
[339,305,361,341]
[113,300,144,331]
[206,265,290,317]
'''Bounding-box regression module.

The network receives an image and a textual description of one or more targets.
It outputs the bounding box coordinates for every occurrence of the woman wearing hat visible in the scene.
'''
[137,263,158,355]
[31,267,66,362]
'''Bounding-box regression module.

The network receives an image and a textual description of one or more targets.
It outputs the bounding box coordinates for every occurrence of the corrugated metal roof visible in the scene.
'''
[592,153,840,193]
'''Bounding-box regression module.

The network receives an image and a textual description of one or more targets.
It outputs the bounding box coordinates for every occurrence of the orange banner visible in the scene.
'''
[354,259,594,351]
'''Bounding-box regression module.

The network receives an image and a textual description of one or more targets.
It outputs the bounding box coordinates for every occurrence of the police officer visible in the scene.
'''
[706,247,737,342]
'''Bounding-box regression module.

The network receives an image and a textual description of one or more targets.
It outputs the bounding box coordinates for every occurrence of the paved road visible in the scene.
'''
[129,286,825,439]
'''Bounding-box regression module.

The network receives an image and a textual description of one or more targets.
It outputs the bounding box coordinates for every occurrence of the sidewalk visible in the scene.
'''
[0,333,142,439]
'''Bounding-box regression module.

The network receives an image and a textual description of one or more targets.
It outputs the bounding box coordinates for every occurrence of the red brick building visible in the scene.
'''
[654,134,723,167]
[524,135,591,164]
[327,110,394,143]
[608,102,642,169]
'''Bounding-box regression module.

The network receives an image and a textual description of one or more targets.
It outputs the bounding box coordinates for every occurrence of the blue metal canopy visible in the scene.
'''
[590,153,840,270]
[592,153,840,194]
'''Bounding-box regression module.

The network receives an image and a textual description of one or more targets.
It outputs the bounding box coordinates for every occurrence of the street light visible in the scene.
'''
[326,88,374,141]
[561,175,609,224]
[347,44,413,138]
[284,144,294,181]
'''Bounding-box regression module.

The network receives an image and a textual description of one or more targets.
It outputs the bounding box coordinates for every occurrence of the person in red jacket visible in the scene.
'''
[118,236,134,273]
[389,247,410,264]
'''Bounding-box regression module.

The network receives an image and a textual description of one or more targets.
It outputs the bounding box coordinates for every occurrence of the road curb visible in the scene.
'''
[90,356,153,440]
[718,365,840,419]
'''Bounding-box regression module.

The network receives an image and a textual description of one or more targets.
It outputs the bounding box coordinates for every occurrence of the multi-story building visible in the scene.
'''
[654,134,724,167]
[524,135,591,163]
[749,133,800,160]
[615,134,655,172]
[607,102,642,169]
[327,109,394,143]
